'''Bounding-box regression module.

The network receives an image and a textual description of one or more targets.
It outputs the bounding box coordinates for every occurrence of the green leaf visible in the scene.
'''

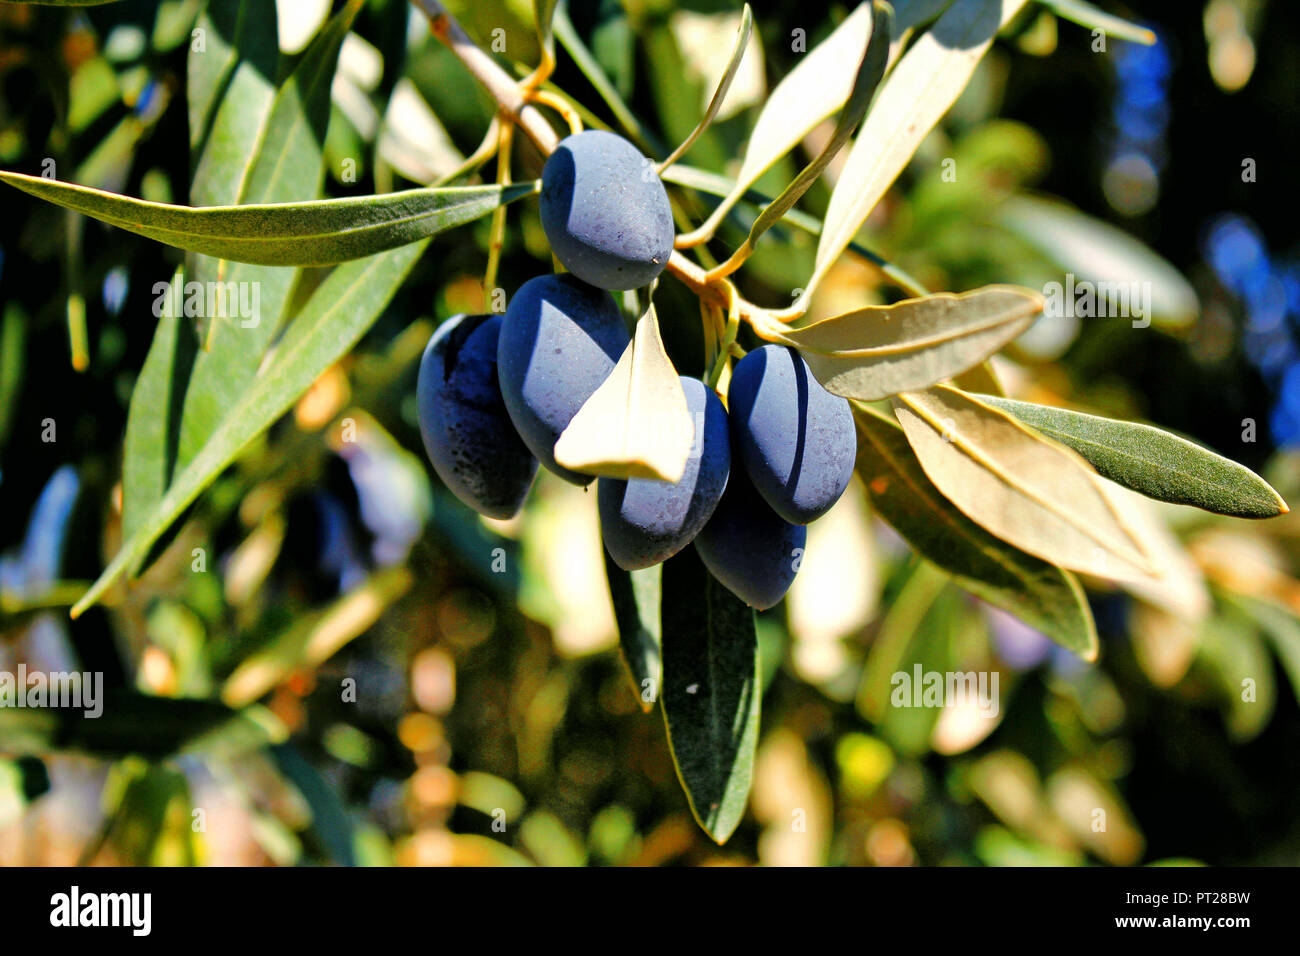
[0,171,536,266]
[175,0,362,470]
[554,302,693,482]
[121,268,196,545]
[0,0,125,5]
[72,240,430,618]
[124,0,362,557]
[785,285,1042,400]
[803,0,1029,308]
[603,555,662,712]
[553,0,661,155]
[996,195,1198,328]
[892,385,1157,580]
[188,0,280,213]
[855,403,1098,658]
[660,549,760,844]
[661,162,931,295]
[1196,604,1274,741]
[1038,0,1156,45]
[677,0,877,245]
[658,4,753,170]
[975,395,1288,519]
[715,1,891,269]
[856,560,955,755]
[0,691,284,760]
[1229,596,1300,709]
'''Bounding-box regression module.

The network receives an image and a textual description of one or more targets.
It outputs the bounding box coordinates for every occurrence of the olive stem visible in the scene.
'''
[411,0,560,154]
[411,0,793,333]
[483,118,514,304]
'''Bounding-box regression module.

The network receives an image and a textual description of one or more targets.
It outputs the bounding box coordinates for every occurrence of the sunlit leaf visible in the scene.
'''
[661,549,760,844]
[892,384,1157,580]
[0,171,535,267]
[976,395,1288,519]
[72,240,430,617]
[677,1,876,244]
[1039,0,1155,45]
[996,195,1199,328]
[716,1,891,270]
[855,403,1097,658]
[658,4,752,170]
[803,0,1029,307]
[553,303,694,482]
[787,285,1041,399]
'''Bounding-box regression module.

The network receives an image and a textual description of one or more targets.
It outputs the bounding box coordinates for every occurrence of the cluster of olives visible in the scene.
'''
[417,130,856,609]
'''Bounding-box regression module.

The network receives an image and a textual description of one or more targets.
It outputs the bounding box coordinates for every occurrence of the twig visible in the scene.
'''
[410,0,783,330]
[410,0,559,154]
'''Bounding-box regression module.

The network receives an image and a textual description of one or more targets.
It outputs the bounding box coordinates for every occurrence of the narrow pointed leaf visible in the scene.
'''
[976,395,1288,519]
[0,171,535,267]
[121,268,195,545]
[175,0,362,470]
[786,285,1041,399]
[803,0,1028,308]
[680,2,875,242]
[1039,0,1156,45]
[855,403,1097,658]
[659,4,752,170]
[604,555,662,712]
[996,196,1199,328]
[553,304,694,481]
[723,1,890,262]
[72,241,429,618]
[892,384,1157,580]
[661,549,760,844]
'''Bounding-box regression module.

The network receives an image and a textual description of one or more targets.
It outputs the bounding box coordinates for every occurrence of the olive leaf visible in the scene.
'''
[802,0,1029,309]
[0,692,283,760]
[660,549,760,844]
[995,196,1199,328]
[975,395,1288,519]
[658,4,752,170]
[0,171,536,267]
[856,560,956,752]
[855,402,1098,659]
[1039,0,1156,45]
[553,0,660,154]
[124,0,361,553]
[553,302,695,482]
[604,555,663,713]
[676,1,877,245]
[72,240,430,618]
[712,1,891,270]
[786,285,1042,400]
[891,385,1157,580]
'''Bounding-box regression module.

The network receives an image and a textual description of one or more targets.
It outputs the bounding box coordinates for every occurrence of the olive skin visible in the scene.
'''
[497,273,631,484]
[539,130,675,291]
[727,344,856,524]
[693,466,807,610]
[598,378,731,570]
[416,314,538,519]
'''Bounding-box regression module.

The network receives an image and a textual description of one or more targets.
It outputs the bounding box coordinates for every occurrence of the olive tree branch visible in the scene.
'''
[409,0,786,331]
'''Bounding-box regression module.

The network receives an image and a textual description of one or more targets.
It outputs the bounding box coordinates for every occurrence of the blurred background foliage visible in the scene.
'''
[2,0,1300,866]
